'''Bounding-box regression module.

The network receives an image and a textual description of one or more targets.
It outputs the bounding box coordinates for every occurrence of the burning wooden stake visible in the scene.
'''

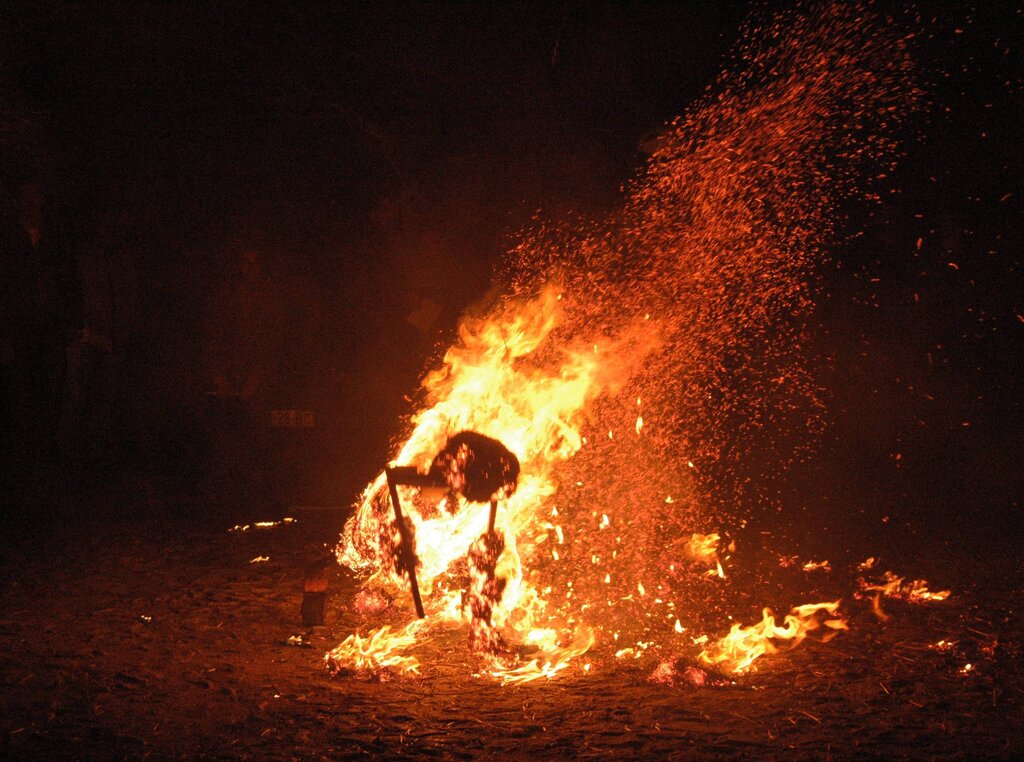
[385,466,428,619]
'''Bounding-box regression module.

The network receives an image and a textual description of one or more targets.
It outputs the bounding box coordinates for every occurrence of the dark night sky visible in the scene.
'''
[0,2,1021,541]
[0,3,747,232]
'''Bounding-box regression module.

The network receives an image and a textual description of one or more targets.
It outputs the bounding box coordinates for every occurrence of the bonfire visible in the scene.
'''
[325,3,947,685]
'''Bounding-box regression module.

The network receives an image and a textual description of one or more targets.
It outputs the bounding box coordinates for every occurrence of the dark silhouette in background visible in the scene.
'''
[200,236,287,513]
[67,199,138,472]
[0,177,82,469]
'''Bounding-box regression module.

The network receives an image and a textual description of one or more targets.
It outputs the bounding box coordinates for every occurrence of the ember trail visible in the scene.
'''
[328,3,923,684]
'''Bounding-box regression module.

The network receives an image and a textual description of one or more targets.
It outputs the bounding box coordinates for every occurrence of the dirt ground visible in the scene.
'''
[1,481,1022,760]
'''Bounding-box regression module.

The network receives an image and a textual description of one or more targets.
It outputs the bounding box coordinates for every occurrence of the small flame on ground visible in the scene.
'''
[325,621,427,679]
[871,593,891,622]
[698,602,847,674]
[229,518,296,533]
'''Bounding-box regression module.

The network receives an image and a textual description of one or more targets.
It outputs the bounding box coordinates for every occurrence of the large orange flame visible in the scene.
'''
[329,288,660,680]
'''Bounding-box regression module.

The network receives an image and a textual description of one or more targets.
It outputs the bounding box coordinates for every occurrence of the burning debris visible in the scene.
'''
[327,3,923,684]
[285,633,313,648]
[466,529,508,653]
[697,602,848,674]
[352,588,392,616]
[326,622,427,679]
[802,560,832,573]
[228,517,297,533]
[858,571,952,604]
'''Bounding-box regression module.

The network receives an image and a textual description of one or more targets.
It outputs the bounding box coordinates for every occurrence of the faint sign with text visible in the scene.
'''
[271,410,315,429]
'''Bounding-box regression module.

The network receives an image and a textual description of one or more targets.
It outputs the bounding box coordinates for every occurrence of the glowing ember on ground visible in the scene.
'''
[352,588,392,615]
[649,660,712,688]
[229,518,296,533]
[802,560,832,573]
[328,2,922,684]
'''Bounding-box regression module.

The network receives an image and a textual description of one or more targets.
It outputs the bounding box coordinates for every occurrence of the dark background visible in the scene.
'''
[0,2,1020,551]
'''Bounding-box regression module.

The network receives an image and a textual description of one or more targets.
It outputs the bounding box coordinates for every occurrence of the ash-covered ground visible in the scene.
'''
[1,477,1021,761]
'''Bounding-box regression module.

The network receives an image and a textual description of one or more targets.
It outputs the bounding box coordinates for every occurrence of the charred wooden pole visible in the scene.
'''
[385,466,426,619]
[488,497,498,535]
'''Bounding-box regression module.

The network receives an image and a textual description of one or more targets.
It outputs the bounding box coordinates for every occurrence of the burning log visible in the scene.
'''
[384,466,430,619]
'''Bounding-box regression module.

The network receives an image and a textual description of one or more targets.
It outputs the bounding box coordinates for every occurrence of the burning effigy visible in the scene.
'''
[326,3,936,684]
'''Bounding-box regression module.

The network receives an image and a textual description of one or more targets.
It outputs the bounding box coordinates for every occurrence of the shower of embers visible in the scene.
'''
[325,3,941,685]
